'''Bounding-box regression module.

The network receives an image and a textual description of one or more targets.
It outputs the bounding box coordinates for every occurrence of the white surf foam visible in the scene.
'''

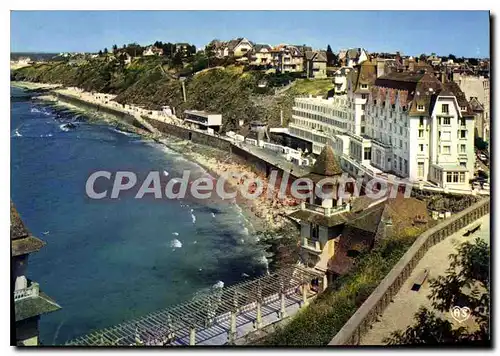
[170,239,182,249]
[172,232,179,236]
[13,129,22,137]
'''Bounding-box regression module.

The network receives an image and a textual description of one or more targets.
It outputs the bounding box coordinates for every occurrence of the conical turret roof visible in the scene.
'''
[311,145,343,177]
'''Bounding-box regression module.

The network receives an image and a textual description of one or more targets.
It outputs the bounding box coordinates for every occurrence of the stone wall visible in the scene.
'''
[329,198,490,345]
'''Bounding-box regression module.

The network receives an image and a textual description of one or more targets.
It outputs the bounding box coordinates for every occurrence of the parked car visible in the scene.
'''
[473,182,482,190]
[479,153,488,161]
[482,182,490,190]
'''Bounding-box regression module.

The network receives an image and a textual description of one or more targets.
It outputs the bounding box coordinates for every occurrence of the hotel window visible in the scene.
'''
[442,131,451,141]
[460,144,466,153]
[460,130,467,138]
[419,116,424,126]
[399,139,402,148]
[443,145,451,154]
[418,162,424,177]
[459,172,465,183]
[460,118,466,126]
[447,172,453,182]
[361,94,367,99]
[419,144,424,152]
[361,114,365,122]
[418,129,424,138]
[460,161,467,168]
[453,172,459,183]
[442,104,449,114]
[399,157,403,170]
[361,104,366,110]
[400,127,403,135]
[443,117,451,125]
[417,105,424,111]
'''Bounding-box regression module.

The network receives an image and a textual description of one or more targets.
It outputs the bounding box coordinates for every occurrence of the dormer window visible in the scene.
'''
[417,105,425,111]
[461,106,467,111]
[361,84,368,89]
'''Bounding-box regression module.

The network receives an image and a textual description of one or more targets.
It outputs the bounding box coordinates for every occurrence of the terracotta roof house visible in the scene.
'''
[11,202,61,346]
[272,44,306,73]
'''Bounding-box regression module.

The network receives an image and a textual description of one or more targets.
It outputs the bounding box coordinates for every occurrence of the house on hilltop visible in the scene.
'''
[142,45,164,56]
[305,50,328,79]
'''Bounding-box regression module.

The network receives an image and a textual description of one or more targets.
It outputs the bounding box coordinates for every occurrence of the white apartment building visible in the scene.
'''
[365,72,475,188]
[289,95,350,155]
[285,63,476,190]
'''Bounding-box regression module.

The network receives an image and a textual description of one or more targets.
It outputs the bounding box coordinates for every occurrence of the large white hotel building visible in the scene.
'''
[286,60,476,190]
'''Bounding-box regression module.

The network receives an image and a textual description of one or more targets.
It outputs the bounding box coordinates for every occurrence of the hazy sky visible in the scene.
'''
[11,10,490,57]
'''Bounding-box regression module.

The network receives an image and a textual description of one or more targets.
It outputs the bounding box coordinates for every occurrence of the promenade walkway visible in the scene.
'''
[360,214,490,345]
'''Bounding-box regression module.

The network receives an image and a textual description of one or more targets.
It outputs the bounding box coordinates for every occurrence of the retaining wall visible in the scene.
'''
[329,198,490,345]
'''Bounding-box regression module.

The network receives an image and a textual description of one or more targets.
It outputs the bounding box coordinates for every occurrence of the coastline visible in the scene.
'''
[12,81,301,270]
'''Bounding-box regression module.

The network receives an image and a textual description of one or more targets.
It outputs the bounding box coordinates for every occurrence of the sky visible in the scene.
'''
[11,10,490,58]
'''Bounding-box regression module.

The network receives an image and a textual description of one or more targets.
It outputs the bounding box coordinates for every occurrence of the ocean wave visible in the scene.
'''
[172,232,179,236]
[212,280,224,289]
[59,124,70,132]
[170,239,182,249]
[110,127,137,137]
[13,128,22,137]
[191,212,196,224]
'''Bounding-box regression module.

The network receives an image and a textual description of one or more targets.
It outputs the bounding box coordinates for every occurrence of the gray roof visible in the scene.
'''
[254,44,272,52]
[305,50,327,62]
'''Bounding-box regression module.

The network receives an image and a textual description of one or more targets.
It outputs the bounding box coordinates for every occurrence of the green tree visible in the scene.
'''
[112,44,118,53]
[98,50,103,56]
[326,44,335,66]
[104,47,108,54]
[172,51,184,68]
[384,238,490,345]
[475,136,488,151]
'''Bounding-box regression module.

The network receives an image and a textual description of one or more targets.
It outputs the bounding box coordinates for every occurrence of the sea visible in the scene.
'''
[10,86,268,345]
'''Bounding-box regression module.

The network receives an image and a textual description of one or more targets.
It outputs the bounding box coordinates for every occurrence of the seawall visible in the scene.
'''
[53,92,148,131]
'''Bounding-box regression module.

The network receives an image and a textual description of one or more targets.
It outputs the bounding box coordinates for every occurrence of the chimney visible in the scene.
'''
[441,71,446,83]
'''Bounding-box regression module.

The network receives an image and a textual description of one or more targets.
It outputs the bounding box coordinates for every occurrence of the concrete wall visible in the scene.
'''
[54,92,145,129]
[329,198,490,345]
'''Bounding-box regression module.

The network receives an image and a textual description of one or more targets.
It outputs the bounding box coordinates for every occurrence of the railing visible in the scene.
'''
[329,198,490,345]
[14,282,39,301]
